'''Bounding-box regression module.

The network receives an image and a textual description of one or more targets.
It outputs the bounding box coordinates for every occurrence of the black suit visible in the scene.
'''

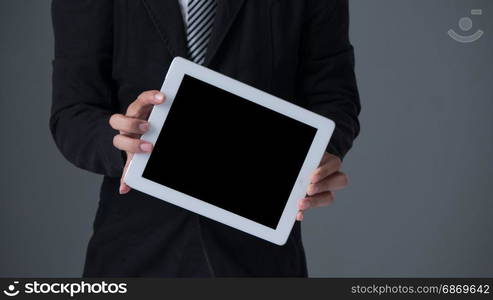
[50,0,360,277]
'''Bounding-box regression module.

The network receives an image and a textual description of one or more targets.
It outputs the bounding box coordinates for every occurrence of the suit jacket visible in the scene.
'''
[50,0,360,277]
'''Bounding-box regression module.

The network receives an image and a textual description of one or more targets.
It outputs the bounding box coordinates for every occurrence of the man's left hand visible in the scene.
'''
[297,152,348,221]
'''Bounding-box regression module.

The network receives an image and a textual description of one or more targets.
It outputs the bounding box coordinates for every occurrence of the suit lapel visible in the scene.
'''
[141,0,246,65]
[204,0,246,66]
[141,0,189,59]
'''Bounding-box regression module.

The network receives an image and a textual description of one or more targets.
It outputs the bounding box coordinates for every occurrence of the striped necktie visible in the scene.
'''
[186,0,217,65]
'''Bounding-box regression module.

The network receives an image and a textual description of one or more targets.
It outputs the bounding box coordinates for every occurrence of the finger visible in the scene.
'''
[113,134,153,153]
[306,191,334,209]
[307,172,348,195]
[120,155,132,194]
[136,90,164,106]
[109,114,150,134]
[298,197,312,211]
[296,211,304,221]
[120,181,131,194]
[310,154,342,183]
[126,91,165,118]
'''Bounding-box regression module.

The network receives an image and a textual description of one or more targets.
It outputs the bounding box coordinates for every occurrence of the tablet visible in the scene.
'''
[124,57,335,245]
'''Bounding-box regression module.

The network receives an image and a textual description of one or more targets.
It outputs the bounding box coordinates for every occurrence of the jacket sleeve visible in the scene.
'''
[50,0,124,177]
[298,0,361,160]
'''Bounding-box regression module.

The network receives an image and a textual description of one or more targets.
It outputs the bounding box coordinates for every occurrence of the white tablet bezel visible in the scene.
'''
[124,57,335,245]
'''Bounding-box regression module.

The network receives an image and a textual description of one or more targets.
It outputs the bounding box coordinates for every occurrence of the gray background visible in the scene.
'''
[1,0,492,277]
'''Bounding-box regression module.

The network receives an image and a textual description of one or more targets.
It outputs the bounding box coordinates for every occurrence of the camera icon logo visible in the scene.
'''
[448,9,484,43]
[3,281,20,297]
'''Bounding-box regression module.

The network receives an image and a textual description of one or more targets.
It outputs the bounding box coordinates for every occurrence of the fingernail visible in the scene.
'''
[310,174,319,183]
[154,93,164,102]
[120,184,130,194]
[308,185,317,195]
[298,199,304,209]
[140,143,153,152]
[312,186,318,194]
[139,123,149,132]
[299,199,310,210]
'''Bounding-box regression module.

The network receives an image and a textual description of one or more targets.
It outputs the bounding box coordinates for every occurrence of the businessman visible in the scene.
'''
[51,0,360,277]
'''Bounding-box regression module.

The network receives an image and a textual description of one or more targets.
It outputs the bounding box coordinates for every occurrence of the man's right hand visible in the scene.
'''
[109,90,165,194]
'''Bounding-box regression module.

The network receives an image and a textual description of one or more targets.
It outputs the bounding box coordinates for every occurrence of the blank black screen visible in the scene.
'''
[143,75,316,228]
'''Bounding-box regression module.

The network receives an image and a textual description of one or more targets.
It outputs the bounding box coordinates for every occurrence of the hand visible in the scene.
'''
[296,152,348,221]
[109,90,165,194]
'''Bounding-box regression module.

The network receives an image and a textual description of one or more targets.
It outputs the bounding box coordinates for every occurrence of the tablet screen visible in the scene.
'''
[143,75,317,229]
